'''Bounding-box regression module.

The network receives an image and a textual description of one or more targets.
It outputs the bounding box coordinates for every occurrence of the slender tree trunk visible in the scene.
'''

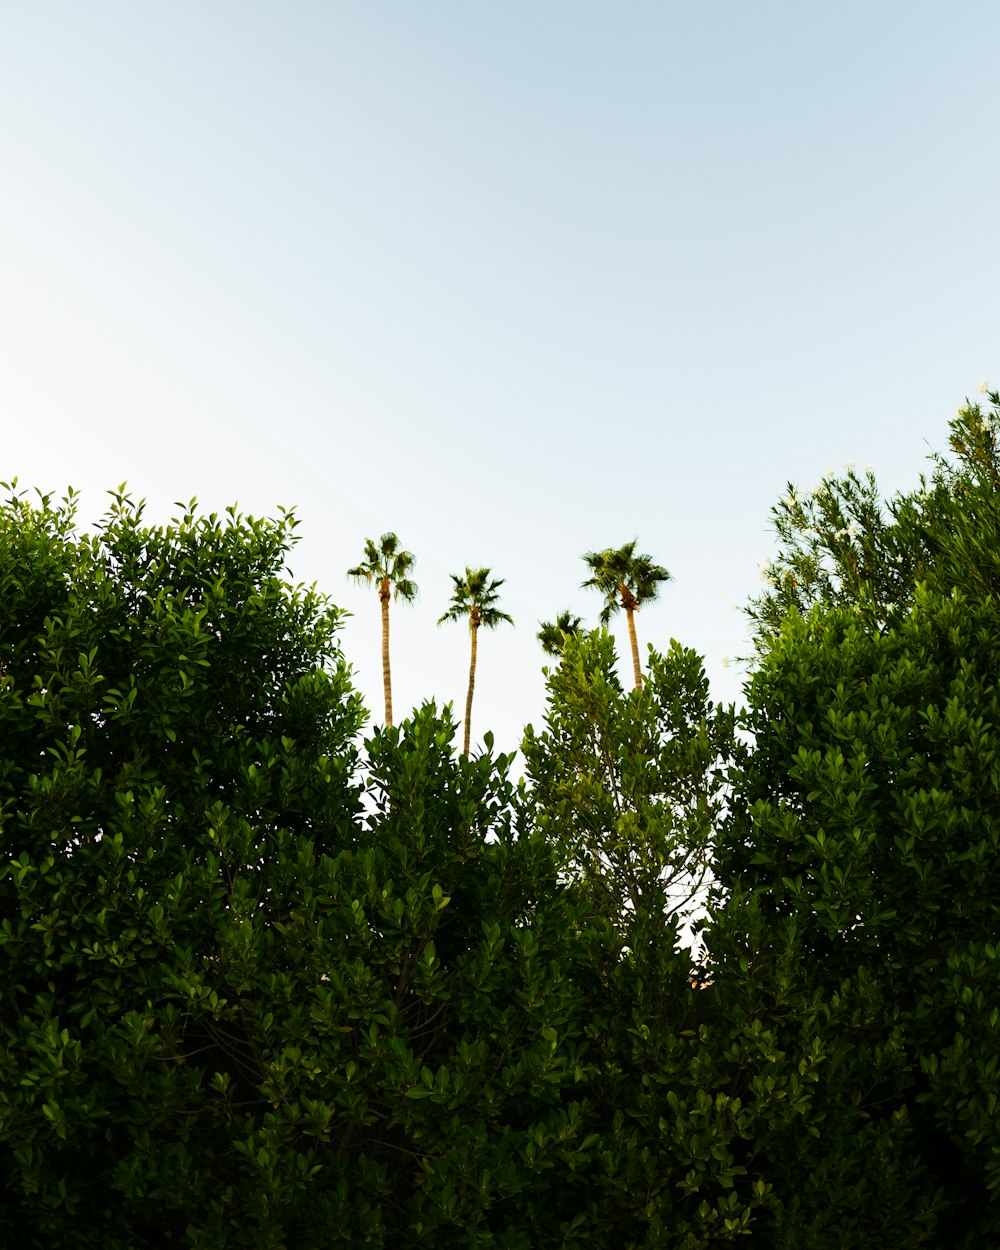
[626,606,643,690]
[463,619,478,755]
[380,579,392,726]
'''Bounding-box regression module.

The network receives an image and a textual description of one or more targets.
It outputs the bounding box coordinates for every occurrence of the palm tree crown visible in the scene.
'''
[438,567,513,632]
[537,610,584,658]
[347,532,417,727]
[347,533,418,604]
[438,567,513,754]
[581,540,670,688]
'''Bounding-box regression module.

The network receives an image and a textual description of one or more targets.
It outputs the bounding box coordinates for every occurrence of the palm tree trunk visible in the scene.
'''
[463,620,478,755]
[626,606,643,690]
[380,581,392,726]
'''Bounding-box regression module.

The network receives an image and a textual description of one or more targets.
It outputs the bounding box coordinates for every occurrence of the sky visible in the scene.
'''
[2,2,999,759]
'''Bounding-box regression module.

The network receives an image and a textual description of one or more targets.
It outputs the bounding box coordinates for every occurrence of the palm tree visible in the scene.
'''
[347,533,417,727]
[537,610,584,659]
[438,567,513,755]
[581,540,670,689]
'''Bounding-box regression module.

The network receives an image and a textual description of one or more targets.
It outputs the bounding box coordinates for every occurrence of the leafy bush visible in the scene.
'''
[0,484,825,1248]
[711,393,1000,1247]
[521,628,736,929]
[0,488,588,1246]
[13,395,1000,1250]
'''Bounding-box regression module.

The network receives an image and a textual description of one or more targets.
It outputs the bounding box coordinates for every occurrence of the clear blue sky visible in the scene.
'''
[3,2,998,755]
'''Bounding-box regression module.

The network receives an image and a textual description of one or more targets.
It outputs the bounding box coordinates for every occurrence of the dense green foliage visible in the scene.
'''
[746,388,1000,649]
[711,390,1000,1246]
[522,628,736,928]
[0,490,593,1246]
[0,488,805,1248]
[4,387,1000,1247]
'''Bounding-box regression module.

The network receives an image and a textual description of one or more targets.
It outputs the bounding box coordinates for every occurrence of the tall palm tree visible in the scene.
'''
[347,533,417,727]
[438,567,513,755]
[581,540,670,689]
[537,610,584,659]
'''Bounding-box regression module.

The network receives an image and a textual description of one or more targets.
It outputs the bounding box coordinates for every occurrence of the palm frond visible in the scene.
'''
[438,566,514,629]
[347,532,418,597]
[581,541,670,617]
[537,610,584,656]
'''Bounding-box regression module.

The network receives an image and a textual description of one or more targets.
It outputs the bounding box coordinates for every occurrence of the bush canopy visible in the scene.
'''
[3,390,1000,1248]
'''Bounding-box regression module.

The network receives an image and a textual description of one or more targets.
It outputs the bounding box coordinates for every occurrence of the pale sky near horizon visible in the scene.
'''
[2,2,999,758]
